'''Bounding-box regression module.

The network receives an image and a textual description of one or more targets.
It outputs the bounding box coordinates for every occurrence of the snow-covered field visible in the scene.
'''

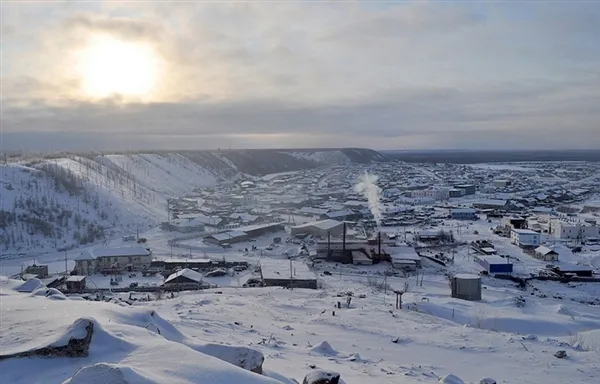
[2,262,600,384]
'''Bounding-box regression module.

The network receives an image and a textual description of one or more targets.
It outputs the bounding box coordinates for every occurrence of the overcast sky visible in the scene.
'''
[2,1,599,152]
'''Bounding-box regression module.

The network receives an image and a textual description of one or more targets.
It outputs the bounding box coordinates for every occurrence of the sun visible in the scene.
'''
[76,35,161,99]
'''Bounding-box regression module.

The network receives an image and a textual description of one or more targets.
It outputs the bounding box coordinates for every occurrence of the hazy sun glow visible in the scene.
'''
[76,35,160,99]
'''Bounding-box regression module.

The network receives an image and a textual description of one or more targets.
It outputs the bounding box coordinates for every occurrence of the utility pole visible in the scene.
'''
[170,243,173,259]
[64,251,68,276]
[289,258,293,290]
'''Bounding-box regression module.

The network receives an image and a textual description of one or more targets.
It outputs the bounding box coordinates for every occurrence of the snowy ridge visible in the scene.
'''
[288,150,352,165]
[0,148,385,253]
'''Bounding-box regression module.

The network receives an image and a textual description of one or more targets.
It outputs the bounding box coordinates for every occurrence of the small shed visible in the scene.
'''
[451,274,482,301]
[25,265,49,278]
[65,275,86,293]
[534,246,559,262]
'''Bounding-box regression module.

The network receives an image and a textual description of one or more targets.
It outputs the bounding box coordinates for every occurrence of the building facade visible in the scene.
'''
[510,229,540,247]
[450,208,477,220]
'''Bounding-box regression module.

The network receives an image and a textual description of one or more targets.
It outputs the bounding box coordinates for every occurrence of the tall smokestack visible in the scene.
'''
[378,231,381,255]
[328,231,331,255]
[342,222,346,253]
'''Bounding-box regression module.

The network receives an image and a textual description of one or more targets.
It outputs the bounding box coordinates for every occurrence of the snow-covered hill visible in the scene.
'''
[0,148,386,254]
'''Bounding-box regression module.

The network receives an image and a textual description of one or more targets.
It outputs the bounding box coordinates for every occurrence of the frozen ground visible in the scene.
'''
[2,265,600,384]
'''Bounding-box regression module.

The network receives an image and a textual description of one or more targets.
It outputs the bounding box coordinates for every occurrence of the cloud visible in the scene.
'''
[2,1,600,151]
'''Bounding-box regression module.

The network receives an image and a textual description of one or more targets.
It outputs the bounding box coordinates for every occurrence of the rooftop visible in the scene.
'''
[164,268,204,284]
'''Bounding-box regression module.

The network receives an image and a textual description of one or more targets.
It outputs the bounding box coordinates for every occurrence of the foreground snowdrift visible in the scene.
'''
[0,279,280,384]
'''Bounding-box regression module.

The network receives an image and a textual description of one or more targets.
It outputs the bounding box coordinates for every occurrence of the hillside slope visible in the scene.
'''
[0,148,386,254]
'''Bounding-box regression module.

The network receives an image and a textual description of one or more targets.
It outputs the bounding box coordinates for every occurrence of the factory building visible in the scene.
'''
[290,219,344,238]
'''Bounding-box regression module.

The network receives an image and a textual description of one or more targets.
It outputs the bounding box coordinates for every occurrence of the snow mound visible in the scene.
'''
[282,325,294,331]
[192,343,265,373]
[346,352,363,362]
[310,341,338,355]
[62,363,152,384]
[31,287,67,300]
[15,278,46,293]
[438,373,465,384]
[303,369,341,384]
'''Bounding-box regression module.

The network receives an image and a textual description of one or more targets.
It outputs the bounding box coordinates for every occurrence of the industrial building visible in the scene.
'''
[475,255,513,274]
[450,208,477,220]
[451,274,482,301]
[510,229,540,247]
[290,219,344,238]
[534,246,559,262]
[204,223,284,246]
[390,246,421,271]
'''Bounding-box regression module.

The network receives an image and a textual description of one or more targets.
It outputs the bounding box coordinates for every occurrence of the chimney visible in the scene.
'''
[342,222,346,253]
[378,231,381,255]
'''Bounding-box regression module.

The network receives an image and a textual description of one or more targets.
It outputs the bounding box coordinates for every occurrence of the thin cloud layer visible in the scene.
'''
[2,1,600,150]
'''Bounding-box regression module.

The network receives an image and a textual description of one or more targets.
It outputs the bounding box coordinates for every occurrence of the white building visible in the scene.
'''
[550,219,600,240]
[74,246,152,275]
[510,229,540,247]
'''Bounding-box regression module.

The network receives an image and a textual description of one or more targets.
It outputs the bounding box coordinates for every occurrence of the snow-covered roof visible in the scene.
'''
[535,245,557,255]
[78,246,151,260]
[164,268,204,284]
[451,208,477,214]
[476,255,511,265]
[511,229,539,235]
[472,199,507,207]
[326,209,354,218]
[66,275,86,282]
[391,246,420,261]
[292,219,342,231]
[299,207,329,215]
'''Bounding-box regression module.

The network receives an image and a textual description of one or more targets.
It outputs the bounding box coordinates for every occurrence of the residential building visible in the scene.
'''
[449,188,465,198]
[74,246,152,275]
[534,246,559,262]
[510,229,540,247]
[550,219,600,240]
[453,184,476,195]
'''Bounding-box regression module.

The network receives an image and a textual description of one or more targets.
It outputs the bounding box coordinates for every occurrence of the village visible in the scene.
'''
[14,160,600,308]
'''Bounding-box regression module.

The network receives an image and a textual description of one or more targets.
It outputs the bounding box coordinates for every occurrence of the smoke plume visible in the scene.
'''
[354,172,382,226]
